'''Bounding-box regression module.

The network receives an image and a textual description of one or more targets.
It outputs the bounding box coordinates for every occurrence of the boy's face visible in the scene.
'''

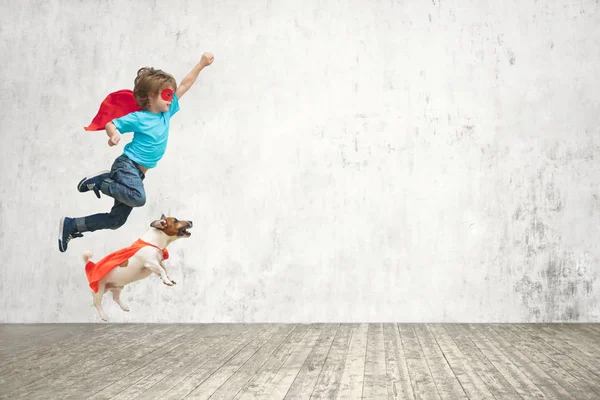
[149,86,174,113]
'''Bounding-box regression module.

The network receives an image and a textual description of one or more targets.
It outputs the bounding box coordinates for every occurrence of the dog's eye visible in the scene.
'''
[174,219,178,223]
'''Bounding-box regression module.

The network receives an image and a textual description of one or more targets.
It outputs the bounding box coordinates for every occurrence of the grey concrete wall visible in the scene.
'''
[1,0,599,323]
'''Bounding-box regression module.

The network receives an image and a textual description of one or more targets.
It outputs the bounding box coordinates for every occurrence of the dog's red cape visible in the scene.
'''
[84,89,142,131]
[85,238,169,293]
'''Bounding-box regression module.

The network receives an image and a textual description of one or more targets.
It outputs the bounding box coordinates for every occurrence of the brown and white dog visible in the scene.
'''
[82,214,192,321]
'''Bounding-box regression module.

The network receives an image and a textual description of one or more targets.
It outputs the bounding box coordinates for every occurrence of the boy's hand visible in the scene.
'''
[105,122,121,146]
[200,52,214,67]
[108,135,120,146]
[175,53,214,99]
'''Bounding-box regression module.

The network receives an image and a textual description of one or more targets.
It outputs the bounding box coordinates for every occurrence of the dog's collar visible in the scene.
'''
[135,238,169,260]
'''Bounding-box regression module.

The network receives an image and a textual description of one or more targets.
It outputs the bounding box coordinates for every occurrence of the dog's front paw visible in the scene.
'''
[170,280,176,285]
[163,280,174,286]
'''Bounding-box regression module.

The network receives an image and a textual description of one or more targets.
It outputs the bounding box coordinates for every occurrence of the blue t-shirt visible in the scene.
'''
[112,93,180,168]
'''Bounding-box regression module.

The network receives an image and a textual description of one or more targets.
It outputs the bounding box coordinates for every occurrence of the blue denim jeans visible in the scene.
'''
[74,154,146,233]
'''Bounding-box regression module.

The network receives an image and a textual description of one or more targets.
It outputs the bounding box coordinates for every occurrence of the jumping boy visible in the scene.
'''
[58,52,214,252]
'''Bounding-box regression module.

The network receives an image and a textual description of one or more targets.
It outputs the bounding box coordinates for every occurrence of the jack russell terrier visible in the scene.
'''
[82,214,192,321]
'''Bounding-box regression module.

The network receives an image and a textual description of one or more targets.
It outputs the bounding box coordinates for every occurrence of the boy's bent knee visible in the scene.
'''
[120,190,145,208]
[130,193,146,207]
[109,215,128,230]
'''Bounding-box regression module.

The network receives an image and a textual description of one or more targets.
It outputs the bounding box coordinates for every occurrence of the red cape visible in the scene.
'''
[84,89,142,131]
[85,238,169,293]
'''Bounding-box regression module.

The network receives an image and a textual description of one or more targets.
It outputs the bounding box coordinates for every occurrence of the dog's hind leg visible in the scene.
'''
[109,287,129,312]
[93,282,108,321]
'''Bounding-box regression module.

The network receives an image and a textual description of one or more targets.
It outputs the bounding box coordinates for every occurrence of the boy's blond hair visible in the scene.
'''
[133,67,177,110]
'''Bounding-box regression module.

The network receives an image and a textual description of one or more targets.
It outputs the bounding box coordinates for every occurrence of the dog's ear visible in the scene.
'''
[150,218,167,230]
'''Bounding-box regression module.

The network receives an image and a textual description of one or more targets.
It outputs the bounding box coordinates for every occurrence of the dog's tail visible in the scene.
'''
[82,251,93,264]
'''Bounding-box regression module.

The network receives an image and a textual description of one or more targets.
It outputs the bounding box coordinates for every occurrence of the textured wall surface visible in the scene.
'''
[1,0,599,323]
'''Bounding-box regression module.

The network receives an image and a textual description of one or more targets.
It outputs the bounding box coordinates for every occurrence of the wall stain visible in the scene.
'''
[511,162,596,321]
[507,50,516,65]
[513,205,523,220]
[514,251,596,322]
[514,275,542,321]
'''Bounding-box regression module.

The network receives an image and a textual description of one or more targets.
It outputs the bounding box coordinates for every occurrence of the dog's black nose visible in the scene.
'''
[188,221,193,227]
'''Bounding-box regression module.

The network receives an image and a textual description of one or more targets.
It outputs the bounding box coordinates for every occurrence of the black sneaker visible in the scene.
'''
[77,170,110,199]
[58,217,83,253]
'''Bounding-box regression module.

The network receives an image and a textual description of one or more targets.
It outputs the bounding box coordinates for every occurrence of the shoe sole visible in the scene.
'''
[77,170,110,192]
[58,216,66,252]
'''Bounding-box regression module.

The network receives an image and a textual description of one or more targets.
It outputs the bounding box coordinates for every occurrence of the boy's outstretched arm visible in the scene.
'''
[175,52,214,100]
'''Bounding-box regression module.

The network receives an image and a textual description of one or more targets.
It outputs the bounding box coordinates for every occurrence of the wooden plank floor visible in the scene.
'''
[0,324,598,399]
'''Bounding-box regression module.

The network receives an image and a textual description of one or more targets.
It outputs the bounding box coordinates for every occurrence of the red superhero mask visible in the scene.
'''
[161,88,174,101]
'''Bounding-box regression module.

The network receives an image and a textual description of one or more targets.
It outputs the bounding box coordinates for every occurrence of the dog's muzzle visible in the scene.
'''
[178,221,193,237]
